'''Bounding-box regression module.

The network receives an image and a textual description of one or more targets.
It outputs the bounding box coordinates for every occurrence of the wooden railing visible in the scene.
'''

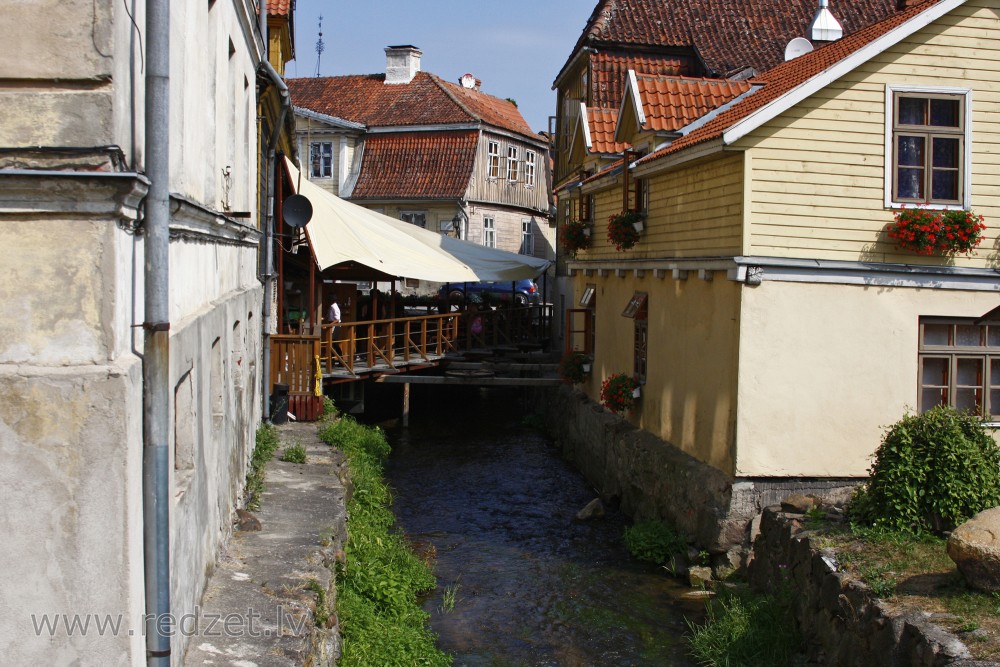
[271,305,553,390]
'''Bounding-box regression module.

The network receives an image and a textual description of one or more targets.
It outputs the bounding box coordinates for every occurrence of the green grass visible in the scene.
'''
[246,423,280,510]
[280,442,307,464]
[686,585,804,667]
[320,416,451,667]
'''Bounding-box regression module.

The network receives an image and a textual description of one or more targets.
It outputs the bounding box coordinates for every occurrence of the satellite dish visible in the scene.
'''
[282,194,313,228]
[784,37,814,61]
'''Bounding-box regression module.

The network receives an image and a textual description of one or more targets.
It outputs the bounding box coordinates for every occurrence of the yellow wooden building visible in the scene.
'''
[557,0,999,543]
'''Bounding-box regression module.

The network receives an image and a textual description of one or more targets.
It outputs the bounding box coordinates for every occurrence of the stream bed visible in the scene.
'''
[380,386,706,666]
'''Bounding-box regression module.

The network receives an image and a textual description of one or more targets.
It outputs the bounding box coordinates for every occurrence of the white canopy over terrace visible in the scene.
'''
[285,157,550,282]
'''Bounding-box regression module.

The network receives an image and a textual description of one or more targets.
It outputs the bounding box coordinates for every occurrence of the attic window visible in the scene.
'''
[487,141,500,180]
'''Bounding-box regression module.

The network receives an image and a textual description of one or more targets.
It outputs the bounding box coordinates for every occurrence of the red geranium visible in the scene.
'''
[887,208,986,256]
[600,372,638,414]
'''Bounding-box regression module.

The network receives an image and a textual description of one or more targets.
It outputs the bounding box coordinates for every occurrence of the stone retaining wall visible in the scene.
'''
[540,385,857,553]
[748,507,994,666]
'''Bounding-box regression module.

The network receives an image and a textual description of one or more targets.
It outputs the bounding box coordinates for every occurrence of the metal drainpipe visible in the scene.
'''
[259,60,290,421]
[142,0,171,664]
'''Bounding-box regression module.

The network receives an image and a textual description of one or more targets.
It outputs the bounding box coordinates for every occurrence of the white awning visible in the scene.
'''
[285,157,549,282]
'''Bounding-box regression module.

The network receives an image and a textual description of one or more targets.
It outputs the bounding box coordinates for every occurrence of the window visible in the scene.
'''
[622,292,648,384]
[487,141,500,180]
[918,318,1000,419]
[520,219,534,255]
[525,150,536,187]
[401,211,426,227]
[507,146,519,182]
[310,141,333,178]
[483,216,496,248]
[887,87,970,207]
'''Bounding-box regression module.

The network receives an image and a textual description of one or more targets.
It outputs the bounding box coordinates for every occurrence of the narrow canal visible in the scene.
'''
[378,385,707,666]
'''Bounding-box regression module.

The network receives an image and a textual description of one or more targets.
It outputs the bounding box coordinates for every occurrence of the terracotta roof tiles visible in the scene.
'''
[287,72,538,139]
[591,52,697,109]
[587,107,629,154]
[636,75,754,132]
[350,131,477,200]
[266,0,292,17]
[564,0,904,82]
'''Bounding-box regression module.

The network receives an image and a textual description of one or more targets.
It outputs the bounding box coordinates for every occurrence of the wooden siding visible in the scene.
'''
[745,0,1000,267]
[466,131,550,214]
[581,152,744,260]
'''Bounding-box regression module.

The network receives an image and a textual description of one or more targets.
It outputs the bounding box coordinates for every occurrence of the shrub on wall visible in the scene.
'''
[847,406,1000,535]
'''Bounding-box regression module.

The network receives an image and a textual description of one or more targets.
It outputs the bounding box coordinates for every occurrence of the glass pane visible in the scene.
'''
[931,170,958,201]
[921,387,947,412]
[897,168,924,199]
[930,98,960,128]
[957,358,983,386]
[956,387,981,412]
[897,136,925,166]
[989,327,1000,347]
[992,358,1000,385]
[922,357,949,385]
[923,323,950,346]
[991,389,1000,418]
[956,325,981,346]
[932,138,959,168]
[898,97,926,125]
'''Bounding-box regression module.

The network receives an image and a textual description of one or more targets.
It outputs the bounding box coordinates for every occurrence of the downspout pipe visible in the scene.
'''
[142,0,171,664]
[260,59,290,421]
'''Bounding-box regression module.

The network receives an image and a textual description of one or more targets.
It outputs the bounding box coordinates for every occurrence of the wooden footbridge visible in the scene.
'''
[269,304,562,419]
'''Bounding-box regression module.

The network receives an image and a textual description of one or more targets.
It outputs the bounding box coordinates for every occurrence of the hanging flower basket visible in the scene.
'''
[558,350,593,384]
[560,219,593,255]
[607,210,643,251]
[887,208,986,256]
[600,372,639,414]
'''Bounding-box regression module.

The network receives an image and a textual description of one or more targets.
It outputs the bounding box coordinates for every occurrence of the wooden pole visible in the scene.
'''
[402,382,410,427]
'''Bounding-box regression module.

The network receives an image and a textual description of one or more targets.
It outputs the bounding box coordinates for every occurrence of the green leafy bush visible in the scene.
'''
[848,406,1000,535]
[245,423,280,509]
[624,520,687,565]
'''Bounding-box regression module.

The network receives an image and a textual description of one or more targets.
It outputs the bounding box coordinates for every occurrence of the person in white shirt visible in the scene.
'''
[327,296,342,363]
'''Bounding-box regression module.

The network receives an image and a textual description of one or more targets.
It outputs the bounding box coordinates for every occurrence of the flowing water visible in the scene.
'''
[380,386,706,667]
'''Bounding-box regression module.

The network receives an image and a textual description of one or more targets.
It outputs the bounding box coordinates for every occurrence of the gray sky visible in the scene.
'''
[286,1,597,133]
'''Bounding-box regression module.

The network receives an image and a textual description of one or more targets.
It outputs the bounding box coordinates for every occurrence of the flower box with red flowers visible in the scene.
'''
[887,208,986,256]
[558,350,592,384]
[560,219,592,254]
[600,372,639,414]
[607,210,643,251]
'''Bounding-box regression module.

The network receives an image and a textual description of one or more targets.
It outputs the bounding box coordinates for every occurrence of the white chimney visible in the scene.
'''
[810,0,843,42]
[385,45,422,85]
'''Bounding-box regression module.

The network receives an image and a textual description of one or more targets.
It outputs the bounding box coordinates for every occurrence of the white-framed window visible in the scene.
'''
[885,85,971,209]
[507,146,519,182]
[487,141,501,180]
[310,141,333,178]
[525,150,536,188]
[401,211,426,227]
[919,318,1000,420]
[483,216,496,248]
[520,218,534,255]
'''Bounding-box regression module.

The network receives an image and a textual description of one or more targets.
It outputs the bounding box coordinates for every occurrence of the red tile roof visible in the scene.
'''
[287,72,537,139]
[640,0,944,165]
[350,131,478,200]
[266,0,292,17]
[587,107,630,154]
[564,0,904,81]
[591,52,698,109]
[635,75,754,132]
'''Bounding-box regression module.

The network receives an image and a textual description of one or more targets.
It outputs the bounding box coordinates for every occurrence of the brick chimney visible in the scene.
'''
[384,45,421,85]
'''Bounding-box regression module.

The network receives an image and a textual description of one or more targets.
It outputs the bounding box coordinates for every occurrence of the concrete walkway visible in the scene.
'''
[183,421,347,666]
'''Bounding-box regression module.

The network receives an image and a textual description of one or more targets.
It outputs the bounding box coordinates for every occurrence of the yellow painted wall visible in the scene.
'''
[573,270,741,473]
[581,152,745,261]
[744,0,1000,267]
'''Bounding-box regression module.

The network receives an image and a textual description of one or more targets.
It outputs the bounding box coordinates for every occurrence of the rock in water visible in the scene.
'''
[575,498,605,521]
[947,507,1000,592]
